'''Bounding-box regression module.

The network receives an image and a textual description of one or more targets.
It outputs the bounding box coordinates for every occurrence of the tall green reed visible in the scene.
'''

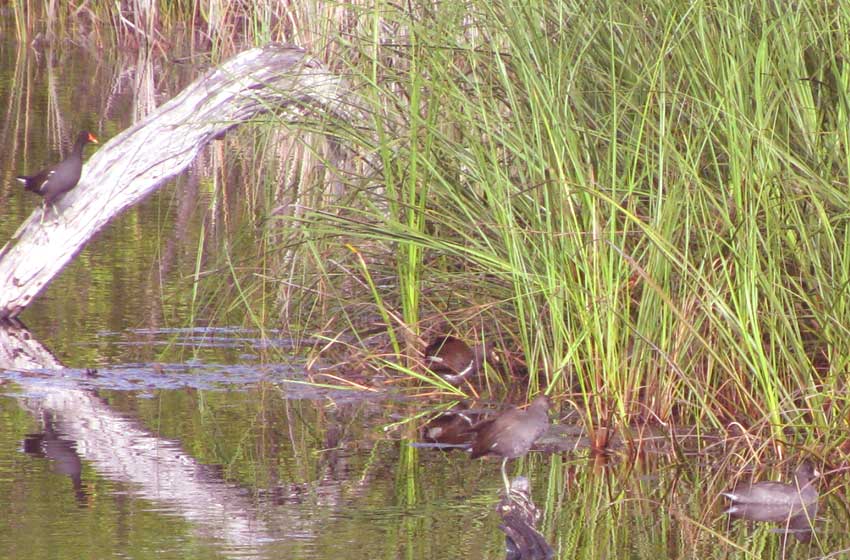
[273,0,850,442]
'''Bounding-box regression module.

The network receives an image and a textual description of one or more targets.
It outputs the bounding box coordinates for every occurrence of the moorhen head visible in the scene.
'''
[722,461,820,507]
[470,395,551,493]
[17,130,98,207]
[424,335,495,385]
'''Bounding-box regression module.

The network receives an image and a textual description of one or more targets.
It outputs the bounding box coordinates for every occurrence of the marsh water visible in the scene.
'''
[0,33,849,560]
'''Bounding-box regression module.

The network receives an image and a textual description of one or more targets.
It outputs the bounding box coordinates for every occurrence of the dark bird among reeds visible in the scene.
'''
[470,395,551,493]
[722,461,820,507]
[424,335,495,385]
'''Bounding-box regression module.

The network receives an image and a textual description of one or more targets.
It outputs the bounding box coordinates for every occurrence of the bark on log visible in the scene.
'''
[0,43,354,319]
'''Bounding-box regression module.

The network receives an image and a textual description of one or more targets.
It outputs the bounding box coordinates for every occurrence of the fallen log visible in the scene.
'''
[0,43,354,319]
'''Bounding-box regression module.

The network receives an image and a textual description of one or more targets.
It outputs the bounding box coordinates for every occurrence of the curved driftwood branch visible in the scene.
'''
[0,43,356,319]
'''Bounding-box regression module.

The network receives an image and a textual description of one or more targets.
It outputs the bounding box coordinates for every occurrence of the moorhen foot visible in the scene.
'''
[17,130,98,215]
[470,395,551,493]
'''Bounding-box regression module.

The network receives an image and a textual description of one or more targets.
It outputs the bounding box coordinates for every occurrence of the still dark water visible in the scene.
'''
[0,31,849,560]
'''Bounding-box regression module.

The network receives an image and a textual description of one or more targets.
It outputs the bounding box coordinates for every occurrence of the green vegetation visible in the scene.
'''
[269,0,850,454]
[11,1,850,454]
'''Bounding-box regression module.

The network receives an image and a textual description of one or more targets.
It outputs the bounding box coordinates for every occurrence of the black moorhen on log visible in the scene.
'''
[470,395,551,493]
[17,130,99,211]
[424,335,495,385]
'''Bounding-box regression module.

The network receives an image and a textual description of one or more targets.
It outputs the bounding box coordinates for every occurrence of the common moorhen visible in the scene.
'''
[424,335,495,385]
[722,461,820,507]
[17,130,98,210]
[470,395,551,493]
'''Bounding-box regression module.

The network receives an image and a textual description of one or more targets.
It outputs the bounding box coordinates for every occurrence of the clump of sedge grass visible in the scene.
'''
[254,0,850,453]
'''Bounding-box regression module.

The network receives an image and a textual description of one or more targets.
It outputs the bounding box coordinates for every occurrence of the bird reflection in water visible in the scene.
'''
[724,501,817,543]
[22,411,87,505]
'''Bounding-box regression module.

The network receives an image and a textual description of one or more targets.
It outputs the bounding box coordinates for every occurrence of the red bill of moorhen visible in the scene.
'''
[424,335,496,385]
[470,395,551,493]
[17,130,99,211]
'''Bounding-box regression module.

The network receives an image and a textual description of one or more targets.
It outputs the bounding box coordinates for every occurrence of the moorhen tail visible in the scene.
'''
[17,130,98,208]
[722,461,820,507]
[425,335,495,385]
[470,395,551,493]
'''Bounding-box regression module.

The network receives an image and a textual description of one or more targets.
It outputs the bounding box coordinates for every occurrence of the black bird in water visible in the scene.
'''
[17,130,98,214]
[470,395,551,494]
[722,461,820,507]
[722,461,821,543]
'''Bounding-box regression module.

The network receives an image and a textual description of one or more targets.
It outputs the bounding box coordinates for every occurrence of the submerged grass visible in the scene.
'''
[12,1,850,450]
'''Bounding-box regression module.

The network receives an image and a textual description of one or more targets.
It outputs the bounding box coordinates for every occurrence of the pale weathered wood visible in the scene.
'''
[0,43,355,319]
[19,382,277,548]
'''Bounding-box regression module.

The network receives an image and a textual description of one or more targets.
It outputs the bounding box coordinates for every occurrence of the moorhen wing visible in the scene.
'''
[722,461,820,507]
[424,335,495,385]
[470,395,551,493]
[17,130,98,213]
